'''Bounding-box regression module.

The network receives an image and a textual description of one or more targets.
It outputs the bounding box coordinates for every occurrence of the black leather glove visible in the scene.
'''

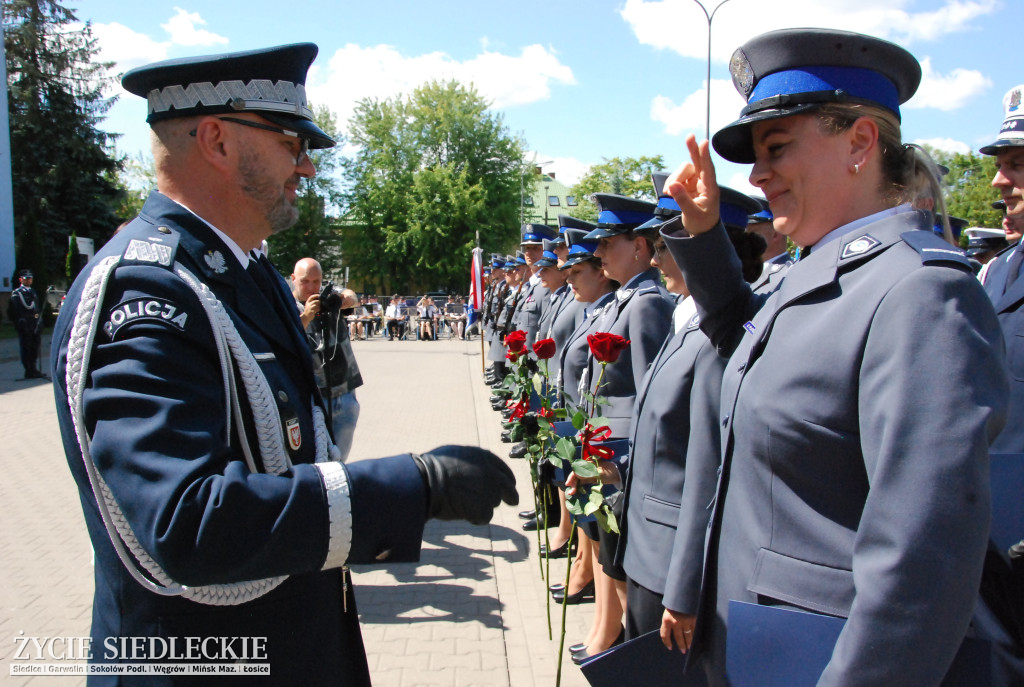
[413,445,518,524]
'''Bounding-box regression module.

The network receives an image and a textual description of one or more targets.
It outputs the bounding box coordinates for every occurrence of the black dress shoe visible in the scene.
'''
[500,430,512,443]
[549,583,565,593]
[539,539,571,558]
[568,642,586,654]
[552,580,594,605]
[501,409,514,421]
[522,516,543,531]
[518,509,536,520]
[571,626,623,664]
[509,442,528,459]
[492,401,507,411]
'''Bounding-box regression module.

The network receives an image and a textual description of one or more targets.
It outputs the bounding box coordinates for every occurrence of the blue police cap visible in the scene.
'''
[18,269,33,279]
[515,251,527,265]
[933,215,968,241]
[521,224,557,245]
[720,187,762,231]
[122,43,335,149]
[635,172,681,236]
[584,194,657,240]
[561,239,601,269]
[713,29,921,163]
[558,215,598,232]
[748,208,774,225]
[535,248,560,267]
[490,255,505,269]
[981,85,1024,155]
[563,227,590,248]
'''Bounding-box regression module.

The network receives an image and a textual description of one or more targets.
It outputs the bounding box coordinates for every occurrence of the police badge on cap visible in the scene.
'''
[980,85,1024,155]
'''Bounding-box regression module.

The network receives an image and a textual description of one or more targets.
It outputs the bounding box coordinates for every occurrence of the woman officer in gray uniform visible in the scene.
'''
[660,28,1008,686]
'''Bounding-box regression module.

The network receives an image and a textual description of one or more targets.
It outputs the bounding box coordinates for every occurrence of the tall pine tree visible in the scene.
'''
[4,0,123,298]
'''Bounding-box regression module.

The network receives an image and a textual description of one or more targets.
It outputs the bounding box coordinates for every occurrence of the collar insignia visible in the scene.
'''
[841,235,881,260]
[204,250,228,274]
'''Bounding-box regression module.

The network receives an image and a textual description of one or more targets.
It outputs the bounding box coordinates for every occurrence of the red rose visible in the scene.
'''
[587,332,630,363]
[538,407,555,420]
[506,349,524,363]
[510,397,529,421]
[532,338,556,360]
[505,330,527,353]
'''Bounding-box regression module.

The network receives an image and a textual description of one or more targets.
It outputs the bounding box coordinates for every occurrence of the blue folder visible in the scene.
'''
[989,453,1024,559]
[579,630,688,686]
[726,601,990,687]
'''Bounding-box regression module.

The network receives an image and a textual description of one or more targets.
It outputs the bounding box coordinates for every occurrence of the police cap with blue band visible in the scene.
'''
[583,194,658,240]
[534,242,560,268]
[122,43,336,150]
[713,29,921,164]
[933,215,967,242]
[980,85,1024,155]
[719,186,762,231]
[748,208,774,225]
[635,172,680,236]
[521,224,558,246]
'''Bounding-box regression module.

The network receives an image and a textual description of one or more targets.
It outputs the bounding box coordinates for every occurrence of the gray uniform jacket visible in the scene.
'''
[515,277,549,348]
[980,243,1024,453]
[750,252,794,292]
[540,286,584,363]
[664,211,1008,687]
[585,268,675,439]
[557,293,615,410]
[617,300,725,607]
[487,284,519,363]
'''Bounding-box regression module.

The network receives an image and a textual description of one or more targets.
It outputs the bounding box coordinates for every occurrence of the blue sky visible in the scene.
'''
[78,0,1017,198]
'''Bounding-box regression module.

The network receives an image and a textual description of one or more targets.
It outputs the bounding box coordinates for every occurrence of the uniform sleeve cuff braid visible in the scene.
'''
[314,461,353,570]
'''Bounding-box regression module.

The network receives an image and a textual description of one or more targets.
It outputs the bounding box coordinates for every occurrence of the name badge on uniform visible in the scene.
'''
[286,418,302,451]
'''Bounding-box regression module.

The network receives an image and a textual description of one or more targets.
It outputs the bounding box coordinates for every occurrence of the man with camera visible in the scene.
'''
[291,256,363,461]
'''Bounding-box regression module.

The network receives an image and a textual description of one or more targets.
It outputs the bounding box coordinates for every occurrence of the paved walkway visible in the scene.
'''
[0,333,594,686]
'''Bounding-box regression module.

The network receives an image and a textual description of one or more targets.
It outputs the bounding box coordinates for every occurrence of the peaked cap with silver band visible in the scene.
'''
[713,29,921,164]
[122,43,335,149]
[980,85,1024,155]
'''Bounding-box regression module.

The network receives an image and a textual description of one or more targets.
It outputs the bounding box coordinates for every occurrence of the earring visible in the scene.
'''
[634,254,639,262]
[854,163,860,175]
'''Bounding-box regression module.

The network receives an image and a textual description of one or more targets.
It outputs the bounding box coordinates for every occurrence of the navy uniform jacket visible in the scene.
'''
[10,283,42,332]
[980,243,1024,453]
[52,192,427,685]
[665,212,1008,686]
[617,300,725,606]
[488,284,521,363]
[557,293,614,410]
[585,268,675,439]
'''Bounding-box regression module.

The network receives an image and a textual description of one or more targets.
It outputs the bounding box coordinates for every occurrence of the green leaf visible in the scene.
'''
[603,508,620,534]
[571,459,600,479]
[588,489,605,510]
[510,425,524,441]
[532,374,544,396]
[566,499,584,516]
[547,454,563,469]
[588,416,609,429]
[583,499,601,516]
[556,437,576,462]
[571,410,586,431]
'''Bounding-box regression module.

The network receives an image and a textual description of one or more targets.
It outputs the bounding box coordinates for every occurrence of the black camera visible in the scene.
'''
[319,280,343,314]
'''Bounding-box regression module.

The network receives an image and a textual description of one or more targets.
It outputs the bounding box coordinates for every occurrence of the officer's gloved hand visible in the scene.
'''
[413,445,518,524]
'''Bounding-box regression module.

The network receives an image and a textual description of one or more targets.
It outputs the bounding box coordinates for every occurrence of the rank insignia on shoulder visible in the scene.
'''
[103,297,189,340]
[900,230,972,269]
[124,239,174,267]
[204,250,228,274]
[840,235,881,260]
[687,313,701,329]
[770,263,784,274]
[743,321,757,336]
[286,418,302,451]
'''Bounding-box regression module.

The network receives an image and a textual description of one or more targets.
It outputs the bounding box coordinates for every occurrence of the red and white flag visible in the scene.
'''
[469,247,483,324]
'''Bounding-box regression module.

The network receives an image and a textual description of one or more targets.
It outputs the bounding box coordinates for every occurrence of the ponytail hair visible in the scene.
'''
[816,104,955,246]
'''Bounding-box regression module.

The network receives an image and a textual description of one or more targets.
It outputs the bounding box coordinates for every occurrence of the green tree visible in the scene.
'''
[927,148,1003,235]
[342,80,527,295]
[267,105,347,280]
[568,155,666,222]
[4,0,123,296]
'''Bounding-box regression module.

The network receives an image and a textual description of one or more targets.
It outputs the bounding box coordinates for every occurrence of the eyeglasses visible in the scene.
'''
[190,116,311,166]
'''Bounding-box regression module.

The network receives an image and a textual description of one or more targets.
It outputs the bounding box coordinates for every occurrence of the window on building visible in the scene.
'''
[548,196,560,207]
[524,196,534,206]
[566,195,577,206]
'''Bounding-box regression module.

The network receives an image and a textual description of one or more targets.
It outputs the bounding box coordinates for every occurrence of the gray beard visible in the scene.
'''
[238,148,299,234]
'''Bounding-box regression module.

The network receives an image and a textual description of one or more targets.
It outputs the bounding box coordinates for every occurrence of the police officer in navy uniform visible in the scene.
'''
[515,223,557,348]
[50,43,516,685]
[10,269,46,379]
[660,29,1007,686]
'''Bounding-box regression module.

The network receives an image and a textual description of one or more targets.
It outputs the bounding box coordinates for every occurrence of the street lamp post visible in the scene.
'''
[521,158,553,226]
[691,0,734,141]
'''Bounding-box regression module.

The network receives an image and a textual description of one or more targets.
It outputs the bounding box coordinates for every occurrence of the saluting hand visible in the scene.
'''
[664,134,720,236]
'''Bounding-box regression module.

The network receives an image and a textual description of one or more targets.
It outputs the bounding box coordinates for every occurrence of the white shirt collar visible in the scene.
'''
[673,296,697,334]
[810,203,914,252]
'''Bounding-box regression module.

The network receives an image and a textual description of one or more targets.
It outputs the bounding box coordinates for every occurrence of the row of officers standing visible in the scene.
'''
[481,28,1023,687]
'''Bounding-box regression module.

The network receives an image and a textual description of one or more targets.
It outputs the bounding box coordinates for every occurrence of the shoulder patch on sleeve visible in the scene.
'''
[900,230,971,270]
[121,230,179,269]
[103,297,190,340]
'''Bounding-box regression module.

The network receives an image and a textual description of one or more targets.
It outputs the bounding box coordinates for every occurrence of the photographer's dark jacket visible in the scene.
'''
[52,191,427,685]
[298,296,363,399]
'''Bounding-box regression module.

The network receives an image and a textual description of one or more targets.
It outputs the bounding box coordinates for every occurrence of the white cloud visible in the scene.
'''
[723,168,758,197]
[160,7,228,47]
[530,155,591,187]
[307,43,575,127]
[89,22,171,72]
[620,0,999,63]
[912,137,972,155]
[905,57,992,111]
[650,78,746,136]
